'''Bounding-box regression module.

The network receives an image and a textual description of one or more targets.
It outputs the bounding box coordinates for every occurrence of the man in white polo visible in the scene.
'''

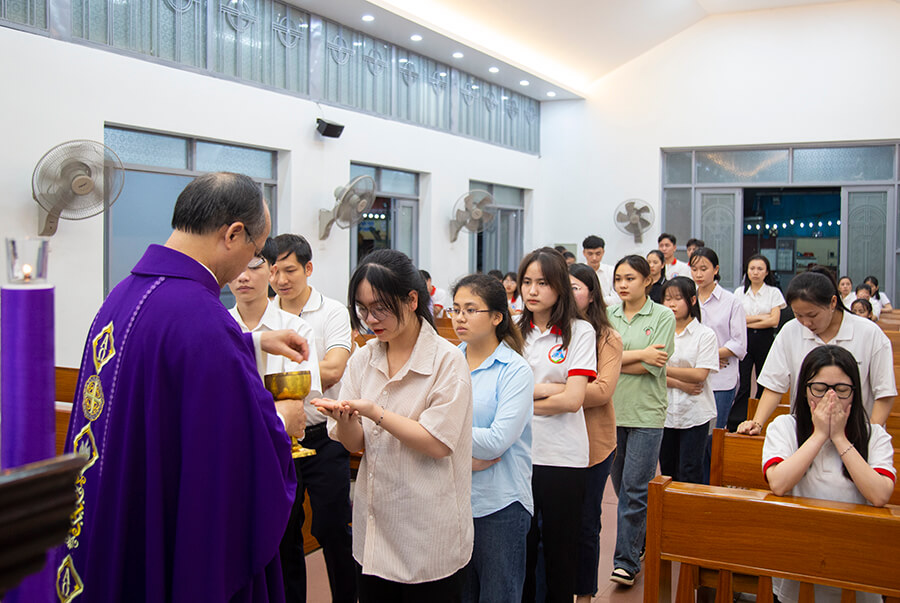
[582,235,619,306]
[271,233,355,603]
[659,233,691,280]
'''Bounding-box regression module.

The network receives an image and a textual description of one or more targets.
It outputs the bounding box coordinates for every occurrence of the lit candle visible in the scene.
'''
[21,263,33,282]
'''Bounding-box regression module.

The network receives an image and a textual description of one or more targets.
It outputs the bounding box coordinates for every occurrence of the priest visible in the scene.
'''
[54,172,308,602]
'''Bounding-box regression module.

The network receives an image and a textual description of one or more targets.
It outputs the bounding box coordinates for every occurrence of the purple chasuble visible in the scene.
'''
[54,245,296,602]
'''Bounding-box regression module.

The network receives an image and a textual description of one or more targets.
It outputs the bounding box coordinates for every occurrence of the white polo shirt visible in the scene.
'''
[756,313,896,417]
[522,318,597,468]
[665,319,719,430]
[665,258,691,280]
[275,287,352,425]
[733,283,786,319]
[595,263,619,307]
[869,293,888,319]
[229,301,322,395]
[763,414,895,603]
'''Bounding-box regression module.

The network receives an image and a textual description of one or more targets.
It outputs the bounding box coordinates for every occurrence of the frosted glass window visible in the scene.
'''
[394,50,450,130]
[699,192,737,290]
[663,189,692,248]
[104,128,189,169]
[395,200,417,261]
[380,168,417,196]
[846,191,887,285]
[320,20,391,116]
[492,185,523,207]
[793,147,895,182]
[350,164,376,181]
[696,150,788,184]
[458,77,503,145]
[2,0,47,28]
[196,141,275,179]
[665,152,692,185]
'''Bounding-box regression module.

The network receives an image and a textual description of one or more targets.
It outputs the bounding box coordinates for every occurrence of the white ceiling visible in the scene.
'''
[296,0,852,101]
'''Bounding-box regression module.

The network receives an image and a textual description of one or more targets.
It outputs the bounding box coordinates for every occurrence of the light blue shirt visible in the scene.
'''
[459,341,535,518]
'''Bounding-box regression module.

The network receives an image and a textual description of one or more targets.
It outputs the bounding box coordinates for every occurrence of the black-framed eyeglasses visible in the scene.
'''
[356,304,391,322]
[806,382,854,399]
[447,308,492,318]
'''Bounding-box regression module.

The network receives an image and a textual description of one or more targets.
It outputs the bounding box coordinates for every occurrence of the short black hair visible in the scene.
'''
[658,233,676,245]
[582,235,605,250]
[171,172,267,239]
[686,238,705,249]
[855,283,873,295]
[259,238,278,265]
[554,245,568,253]
[419,269,432,282]
[563,251,576,260]
[487,270,504,281]
[689,247,721,281]
[273,233,312,265]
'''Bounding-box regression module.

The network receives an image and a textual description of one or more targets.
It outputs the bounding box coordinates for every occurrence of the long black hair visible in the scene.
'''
[786,267,845,312]
[347,249,434,333]
[864,276,883,301]
[794,345,869,479]
[661,277,702,322]
[453,274,524,354]
[517,247,578,349]
[568,263,612,344]
[741,254,776,292]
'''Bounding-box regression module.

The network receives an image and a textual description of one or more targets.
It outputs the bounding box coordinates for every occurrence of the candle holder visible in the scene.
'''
[5,238,50,285]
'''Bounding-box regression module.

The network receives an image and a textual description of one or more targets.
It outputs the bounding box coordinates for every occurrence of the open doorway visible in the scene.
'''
[742,188,841,291]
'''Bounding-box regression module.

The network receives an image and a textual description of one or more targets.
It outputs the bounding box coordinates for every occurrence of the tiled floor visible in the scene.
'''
[305,478,661,602]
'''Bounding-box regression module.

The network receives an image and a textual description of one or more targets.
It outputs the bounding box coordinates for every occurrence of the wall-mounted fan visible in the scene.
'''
[32,140,125,236]
[614,199,654,244]
[449,190,494,242]
[319,175,376,239]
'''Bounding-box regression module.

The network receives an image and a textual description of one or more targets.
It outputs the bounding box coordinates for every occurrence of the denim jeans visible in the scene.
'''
[713,386,738,430]
[610,427,663,575]
[462,501,531,603]
[659,421,711,484]
[575,451,615,596]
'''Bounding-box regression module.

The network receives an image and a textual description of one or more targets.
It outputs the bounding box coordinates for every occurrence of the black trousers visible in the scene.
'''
[357,563,464,603]
[523,465,586,603]
[729,327,776,431]
[280,425,356,603]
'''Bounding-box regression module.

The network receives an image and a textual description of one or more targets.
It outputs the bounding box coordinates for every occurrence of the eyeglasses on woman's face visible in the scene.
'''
[806,382,854,399]
[355,303,391,323]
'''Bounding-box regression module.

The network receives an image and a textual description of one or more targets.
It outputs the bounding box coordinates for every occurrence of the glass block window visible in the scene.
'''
[73,0,207,68]
[104,128,189,169]
[793,146,895,182]
[665,151,692,185]
[662,188,692,248]
[394,50,450,130]
[196,141,274,179]
[696,149,789,184]
[1,0,47,29]
[320,20,391,116]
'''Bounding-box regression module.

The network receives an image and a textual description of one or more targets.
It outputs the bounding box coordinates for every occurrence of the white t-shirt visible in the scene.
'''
[665,258,691,280]
[228,301,322,395]
[841,292,856,309]
[595,263,619,307]
[522,318,597,468]
[756,313,896,417]
[870,293,891,316]
[665,319,719,430]
[762,414,895,603]
[733,283,786,319]
[275,287,352,425]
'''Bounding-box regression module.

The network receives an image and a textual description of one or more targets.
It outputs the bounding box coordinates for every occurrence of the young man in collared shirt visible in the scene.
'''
[271,234,355,603]
[658,233,690,280]
[582,235,619,307]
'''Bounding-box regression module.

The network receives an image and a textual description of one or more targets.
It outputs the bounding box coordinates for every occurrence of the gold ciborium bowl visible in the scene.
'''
[263,371,315,459]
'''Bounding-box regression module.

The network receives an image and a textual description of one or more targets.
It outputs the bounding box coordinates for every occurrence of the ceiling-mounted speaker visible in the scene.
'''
[316,118,344,138]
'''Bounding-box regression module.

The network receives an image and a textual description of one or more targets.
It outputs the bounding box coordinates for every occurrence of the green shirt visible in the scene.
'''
[608,297,675,428]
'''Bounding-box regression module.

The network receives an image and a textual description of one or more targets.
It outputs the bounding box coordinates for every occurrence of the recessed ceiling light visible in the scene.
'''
[519,79,530,86]
[488,66,499,74]
[410,34,422,42]
[438,71,447,77]
[399,58,408,63]
[546,91,556,97]
[452,51,464,59]
[361,14,374,22]
[352,41,363,46]
[471,85,479,90]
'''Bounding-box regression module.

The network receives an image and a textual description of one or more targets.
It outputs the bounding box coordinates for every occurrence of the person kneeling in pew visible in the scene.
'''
[762,344,895,603]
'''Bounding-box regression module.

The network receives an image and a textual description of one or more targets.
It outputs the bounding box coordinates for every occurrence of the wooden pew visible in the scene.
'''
[644,476,900,603]
[709,428,900,505]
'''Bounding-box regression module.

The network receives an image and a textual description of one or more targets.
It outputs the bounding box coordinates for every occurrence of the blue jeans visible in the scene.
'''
[462,501,531,603]
[610,427,663,575]
[575,451,615,596]
[713,387,737,430]
[660,422,711,484]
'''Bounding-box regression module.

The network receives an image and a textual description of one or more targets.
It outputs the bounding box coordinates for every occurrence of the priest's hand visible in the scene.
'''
[261,330,310,364]
[275,399,307,439]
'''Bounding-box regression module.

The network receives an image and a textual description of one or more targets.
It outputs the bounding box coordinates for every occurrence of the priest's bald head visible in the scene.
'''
[166,172,271,287]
